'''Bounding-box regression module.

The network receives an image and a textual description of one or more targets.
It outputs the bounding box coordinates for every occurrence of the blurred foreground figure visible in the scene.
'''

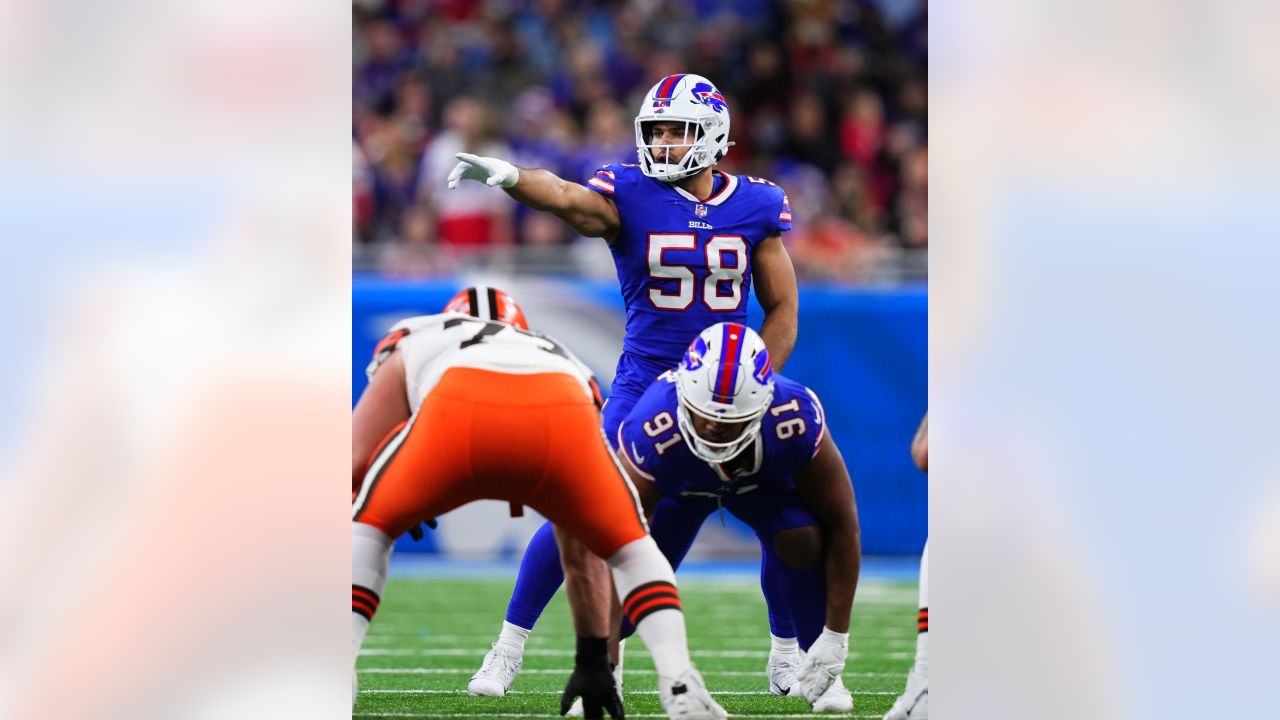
[350,286,726,720]
[884,413,928,720]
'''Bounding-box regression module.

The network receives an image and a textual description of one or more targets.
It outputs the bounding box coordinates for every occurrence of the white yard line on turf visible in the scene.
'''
[375,604,914,617]
[360,648,910,660]
[355,707,885,712]
[364,628,915,643]
[358,668,902,678]
[362,689,899,696]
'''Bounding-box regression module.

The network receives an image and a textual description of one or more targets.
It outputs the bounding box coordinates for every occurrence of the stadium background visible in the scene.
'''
[352,0,927,560]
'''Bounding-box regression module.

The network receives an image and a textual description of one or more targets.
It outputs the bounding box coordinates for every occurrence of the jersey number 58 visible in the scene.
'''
[648,234,747,311]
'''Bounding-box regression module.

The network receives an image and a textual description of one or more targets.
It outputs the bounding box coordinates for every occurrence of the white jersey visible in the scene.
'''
[366,312,600,411]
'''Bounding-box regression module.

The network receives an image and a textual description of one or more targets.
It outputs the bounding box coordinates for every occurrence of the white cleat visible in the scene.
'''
[351,669,358,709]
[659,668,728,720]
[766,649,801,695]
[812,675,853,713]
[883,667,928,720]
[467,643,522,697]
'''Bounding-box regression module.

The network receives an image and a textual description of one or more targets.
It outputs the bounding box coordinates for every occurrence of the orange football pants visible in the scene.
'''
[352,367,647,559]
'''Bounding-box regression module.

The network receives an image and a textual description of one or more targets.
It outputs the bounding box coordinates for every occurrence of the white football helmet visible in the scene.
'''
[635,73,731,182]
[675,323,775,464]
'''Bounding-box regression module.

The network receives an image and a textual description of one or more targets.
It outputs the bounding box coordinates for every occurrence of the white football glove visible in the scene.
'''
[447,152,519,189]
[797,627,848,704]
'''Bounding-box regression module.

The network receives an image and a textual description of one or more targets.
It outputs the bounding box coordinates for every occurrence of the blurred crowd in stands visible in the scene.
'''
[353,0,927,282]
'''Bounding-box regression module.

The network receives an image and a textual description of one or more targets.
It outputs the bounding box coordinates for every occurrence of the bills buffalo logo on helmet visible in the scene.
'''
[691,82,727,113]
[684,335,708,371]
[752,347,773,385]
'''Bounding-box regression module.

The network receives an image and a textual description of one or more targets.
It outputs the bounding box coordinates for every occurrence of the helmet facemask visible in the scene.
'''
[675,387,772,464]
[636,114,726,182]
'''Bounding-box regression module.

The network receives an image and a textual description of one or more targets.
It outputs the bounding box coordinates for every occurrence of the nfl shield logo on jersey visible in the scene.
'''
[695,204,708,218]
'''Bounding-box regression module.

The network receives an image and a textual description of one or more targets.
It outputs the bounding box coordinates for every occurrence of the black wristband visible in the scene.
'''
[574,635,610,669]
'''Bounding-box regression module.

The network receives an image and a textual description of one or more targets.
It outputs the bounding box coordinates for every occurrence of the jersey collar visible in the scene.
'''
[671,170,738,207]
[712,436,763,481]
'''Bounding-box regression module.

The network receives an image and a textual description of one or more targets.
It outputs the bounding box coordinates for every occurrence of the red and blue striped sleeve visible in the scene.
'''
[773,188,793,234]
[586,166,617,196]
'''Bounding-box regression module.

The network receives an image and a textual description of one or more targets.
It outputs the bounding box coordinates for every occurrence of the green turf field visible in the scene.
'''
[355,576,916,719]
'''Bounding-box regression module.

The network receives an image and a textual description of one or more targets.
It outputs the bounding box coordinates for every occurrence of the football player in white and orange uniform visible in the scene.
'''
[350,286,726,720]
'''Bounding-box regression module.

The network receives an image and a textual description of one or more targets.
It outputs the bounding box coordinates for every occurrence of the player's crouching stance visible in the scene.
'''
[614,323,863,712]
[350,287,726,720]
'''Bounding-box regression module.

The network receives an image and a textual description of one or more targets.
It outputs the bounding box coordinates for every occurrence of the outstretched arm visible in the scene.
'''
[793,433,861,633]
[752,234,800,370]
[447,153,621,241]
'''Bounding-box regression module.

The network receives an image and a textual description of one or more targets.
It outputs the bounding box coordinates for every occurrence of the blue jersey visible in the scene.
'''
[616,370,825,499]
[586,163,792,363]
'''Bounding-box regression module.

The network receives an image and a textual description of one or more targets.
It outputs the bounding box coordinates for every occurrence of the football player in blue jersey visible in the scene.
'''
[612,322,862,713]
[448,74,805,700]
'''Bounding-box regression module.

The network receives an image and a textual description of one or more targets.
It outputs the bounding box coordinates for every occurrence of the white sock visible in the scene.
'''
[497,620,530,655]
[915,539,929,675]
[608,536,692,679]
[770,634,800,655]
[352,613,370,661]
[615,638,626,689]
[352,522,394,664]
[632,609,690,680]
